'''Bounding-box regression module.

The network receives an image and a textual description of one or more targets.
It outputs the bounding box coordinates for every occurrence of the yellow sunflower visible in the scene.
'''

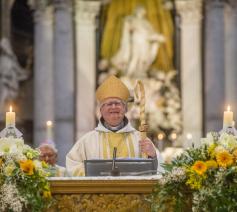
[191,161,207,175]
[216,151,233,168]
[20,160,35,175]
[205,160,218,169]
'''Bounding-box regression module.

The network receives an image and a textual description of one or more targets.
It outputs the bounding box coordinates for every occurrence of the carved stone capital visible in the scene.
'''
[54,0,72,12]
[28,0,52,10]
[205,0,226,12]
[34,6,54,26]
[176,0,203,25]
[227,0,237,8]
[74,0,101,26]
[225,0,237,15]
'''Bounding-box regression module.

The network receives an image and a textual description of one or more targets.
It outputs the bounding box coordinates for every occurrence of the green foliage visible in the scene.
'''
[172,145,210,167]
[149,132,237,212]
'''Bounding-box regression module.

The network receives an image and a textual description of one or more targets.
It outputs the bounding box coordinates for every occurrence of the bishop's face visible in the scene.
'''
[100,97,127,127]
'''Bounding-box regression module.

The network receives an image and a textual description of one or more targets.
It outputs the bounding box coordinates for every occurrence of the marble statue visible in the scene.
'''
[0,37,28,112]
[111,6,165,78]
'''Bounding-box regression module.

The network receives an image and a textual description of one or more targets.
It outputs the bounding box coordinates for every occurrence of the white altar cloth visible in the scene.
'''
[48,175,162,181]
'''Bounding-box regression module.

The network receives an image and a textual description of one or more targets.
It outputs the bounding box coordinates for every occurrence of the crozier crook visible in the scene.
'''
[134,80,148,158]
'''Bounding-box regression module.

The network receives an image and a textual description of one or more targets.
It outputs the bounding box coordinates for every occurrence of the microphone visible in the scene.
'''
[110,147,120,176]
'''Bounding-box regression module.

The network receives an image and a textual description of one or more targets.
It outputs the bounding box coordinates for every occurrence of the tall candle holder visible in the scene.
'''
[0,124,23,138]
[219,105,237,136]
[0,106,22,138]
[219,124,237,136]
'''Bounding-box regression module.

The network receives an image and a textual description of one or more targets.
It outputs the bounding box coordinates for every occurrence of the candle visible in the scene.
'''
[157,132,165,141]
[170,132,177,141]
[157,132,165,150]
[223,106,234,127]
[186,133,193,146]
[46,121,53,140]
[186,133,192,140]
[6,106,15,127]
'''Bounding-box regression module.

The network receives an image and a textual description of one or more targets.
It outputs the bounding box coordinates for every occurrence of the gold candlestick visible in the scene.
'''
[135,80,148,158]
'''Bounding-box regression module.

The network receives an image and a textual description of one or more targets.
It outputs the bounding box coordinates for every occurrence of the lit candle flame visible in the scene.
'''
[157,133,164,140]
[171,132,177,140]
[10,106,12,112]
[46,120,52,127]
[186,133,192,140]
[227,105,231,111]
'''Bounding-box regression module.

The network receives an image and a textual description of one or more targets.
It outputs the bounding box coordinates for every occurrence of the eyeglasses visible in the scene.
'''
[40,153,56,159]
[101,100,125,108]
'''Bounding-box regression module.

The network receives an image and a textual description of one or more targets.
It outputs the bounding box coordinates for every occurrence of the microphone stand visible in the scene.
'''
[110,147,120,176]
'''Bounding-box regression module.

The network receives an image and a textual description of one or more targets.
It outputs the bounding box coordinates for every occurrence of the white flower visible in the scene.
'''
[33,160,42,170]
[171,167,186,178]
[201,133,215,146]
[0,137,24,155]
[214,145,226,153]
[0,183,26,212]
[160,167,186,185]
[218,133,237,151]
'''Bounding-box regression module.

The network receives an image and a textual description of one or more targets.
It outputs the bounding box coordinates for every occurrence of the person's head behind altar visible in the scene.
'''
[38,143,58,166]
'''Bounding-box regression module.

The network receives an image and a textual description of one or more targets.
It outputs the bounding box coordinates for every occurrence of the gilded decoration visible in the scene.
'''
[47,178,157,211]
[47,194,150,212]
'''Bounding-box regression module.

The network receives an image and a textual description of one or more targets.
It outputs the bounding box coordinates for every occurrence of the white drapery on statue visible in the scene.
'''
[0,37,28,112]
[111,6,165,78]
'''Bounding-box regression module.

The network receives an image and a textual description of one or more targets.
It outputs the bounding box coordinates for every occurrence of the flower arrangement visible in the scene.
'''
[0,137,52,212]
[150,132,237,211]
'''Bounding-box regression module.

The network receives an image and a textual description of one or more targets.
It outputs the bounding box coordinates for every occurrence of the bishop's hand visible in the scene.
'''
[139,138,156,158]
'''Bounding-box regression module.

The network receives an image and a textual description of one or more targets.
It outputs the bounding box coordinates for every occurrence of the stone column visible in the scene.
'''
[224,0,237,121]
[176,0,203,147]
[34,4,54,147]
[204,0,225,132]
[54,0,74,165]
[0,0,14,38]
[74,0,100,139]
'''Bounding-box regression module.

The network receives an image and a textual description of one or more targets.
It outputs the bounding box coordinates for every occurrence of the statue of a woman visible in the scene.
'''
[111,6,165,78]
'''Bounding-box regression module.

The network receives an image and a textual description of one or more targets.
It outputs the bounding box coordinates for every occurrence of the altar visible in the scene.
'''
[47,176,161,211]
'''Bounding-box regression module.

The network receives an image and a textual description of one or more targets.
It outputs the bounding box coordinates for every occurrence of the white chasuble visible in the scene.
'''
[66,121,163,176]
